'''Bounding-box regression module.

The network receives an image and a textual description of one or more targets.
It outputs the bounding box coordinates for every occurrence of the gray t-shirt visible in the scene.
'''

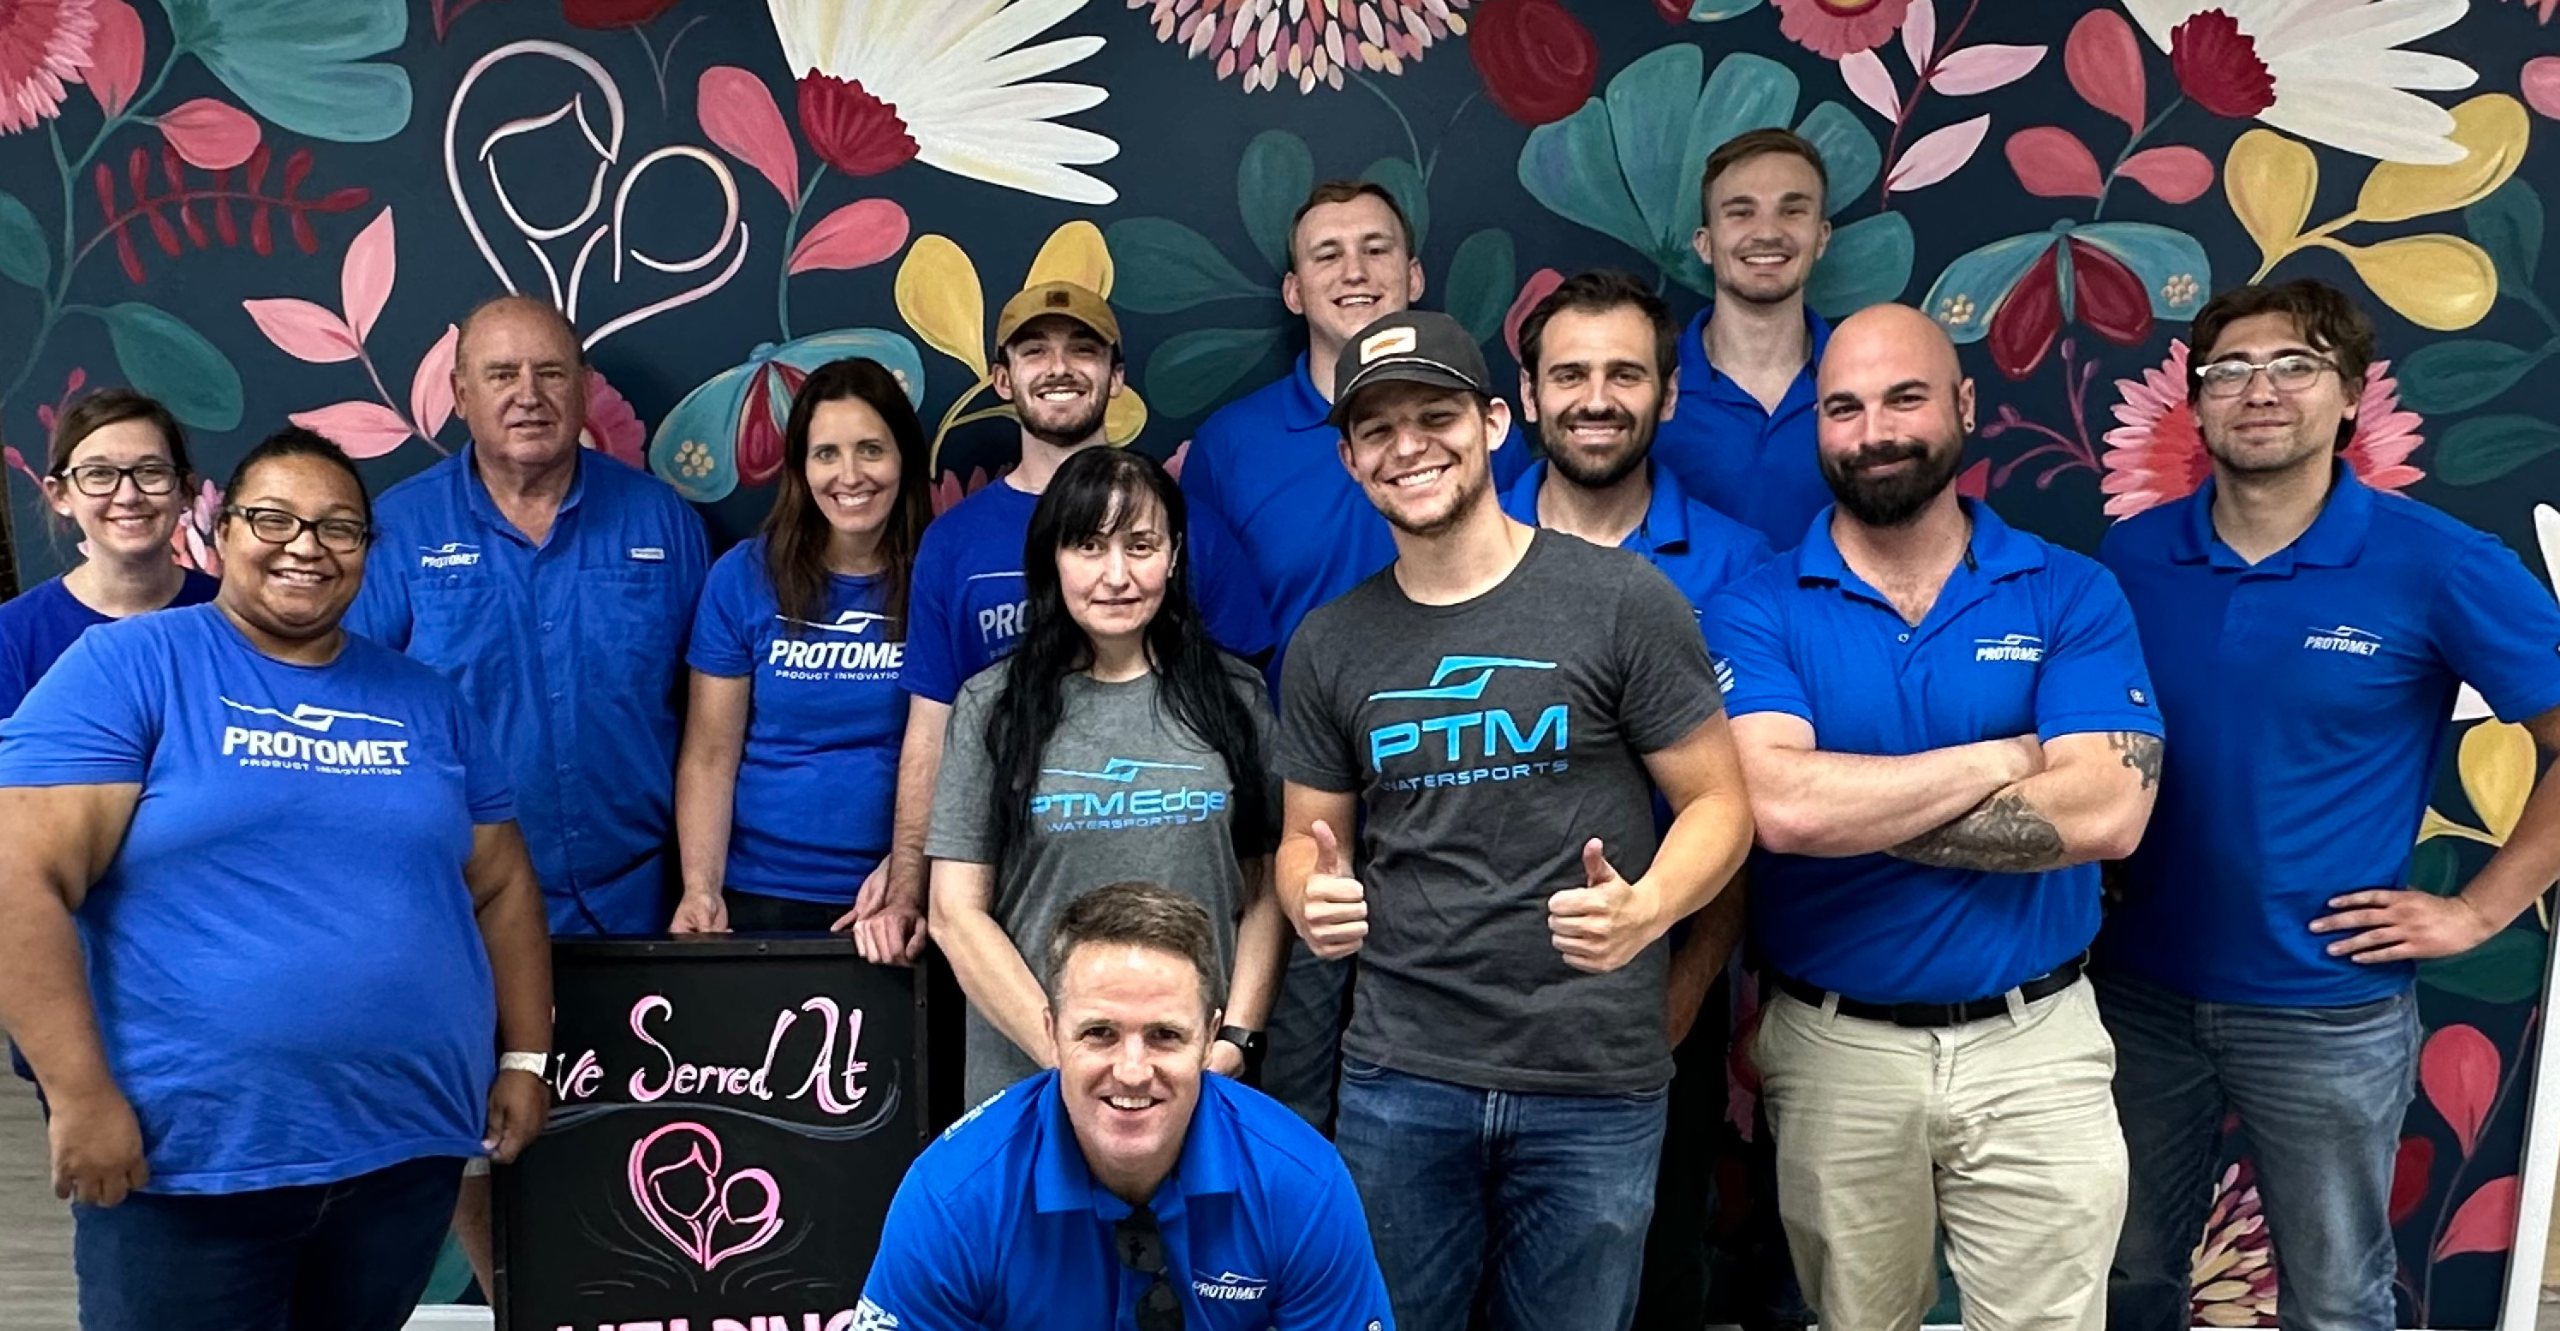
[929,657,1277,1105]
[1277,530,1722,1093]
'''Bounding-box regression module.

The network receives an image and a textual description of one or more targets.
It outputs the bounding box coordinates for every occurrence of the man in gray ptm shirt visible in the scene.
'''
[1275,309,1756,1331]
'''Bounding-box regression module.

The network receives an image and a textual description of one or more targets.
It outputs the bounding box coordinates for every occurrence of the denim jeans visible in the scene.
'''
[1261,940,1352,1132]
[1334,1055,1669,1331]
[74,1153,467,1331]
[2094,971,2421,1331]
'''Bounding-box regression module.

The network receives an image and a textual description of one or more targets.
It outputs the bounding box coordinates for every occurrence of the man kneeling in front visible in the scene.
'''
[858,881,1395,1329]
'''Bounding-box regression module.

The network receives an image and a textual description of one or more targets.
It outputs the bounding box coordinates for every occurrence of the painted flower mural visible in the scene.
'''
[1770,0,1908,58]
[1468,0,1596,127]
[1126,0,1476,94]
[2097,338,2425,518]
[766,0,1119,204]
[2125,0,2476,164]
[0,4,2553,1320]
[0,0,97,133]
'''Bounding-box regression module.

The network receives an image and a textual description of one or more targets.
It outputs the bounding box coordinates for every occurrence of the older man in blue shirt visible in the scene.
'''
[860,882,1391,1331]
[2096,279,2560,1331]
[346,293,705,1293]
[1708,304,2160,1331]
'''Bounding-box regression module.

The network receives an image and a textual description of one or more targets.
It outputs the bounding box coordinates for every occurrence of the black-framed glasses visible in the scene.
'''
[2195,353,2335,398]
[1114,1204,1184,1331]
[58,461,179,497]
[222,505,372,554]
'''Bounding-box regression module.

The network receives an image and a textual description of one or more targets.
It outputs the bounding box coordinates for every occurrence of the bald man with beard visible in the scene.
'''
[1703,305,2162,1330]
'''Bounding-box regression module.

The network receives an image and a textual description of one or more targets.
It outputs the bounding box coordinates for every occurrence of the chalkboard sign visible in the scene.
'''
[495,937,929,1331]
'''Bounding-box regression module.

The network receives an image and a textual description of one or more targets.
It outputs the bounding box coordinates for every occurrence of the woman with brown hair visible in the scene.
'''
[0,388,218,720]
[671,358,935,962]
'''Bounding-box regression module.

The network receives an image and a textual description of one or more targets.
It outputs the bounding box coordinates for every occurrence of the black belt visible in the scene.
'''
[1773,954,2086,1028]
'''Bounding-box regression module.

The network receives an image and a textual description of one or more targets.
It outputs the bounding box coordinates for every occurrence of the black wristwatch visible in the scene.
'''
[1215,1025,1267,1076]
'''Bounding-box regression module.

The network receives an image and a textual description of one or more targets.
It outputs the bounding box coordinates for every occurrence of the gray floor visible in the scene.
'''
[0,1079,2554,1331]
[1,1086,74,1329]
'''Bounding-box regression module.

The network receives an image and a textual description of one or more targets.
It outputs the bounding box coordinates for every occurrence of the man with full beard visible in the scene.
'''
[888,282,1269,1118]
[1653,129,1836,550]
[1703,303,2161,1330]
[1276,308,1754,1331]
[2096,280,2560,1331]
[1500,270,1770,1330]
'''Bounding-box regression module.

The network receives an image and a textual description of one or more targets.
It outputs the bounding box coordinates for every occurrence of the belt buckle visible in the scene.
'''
[1892,1000,1961,1028]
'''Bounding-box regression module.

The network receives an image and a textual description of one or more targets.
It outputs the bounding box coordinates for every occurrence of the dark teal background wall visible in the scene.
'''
[1,0,2553,1321]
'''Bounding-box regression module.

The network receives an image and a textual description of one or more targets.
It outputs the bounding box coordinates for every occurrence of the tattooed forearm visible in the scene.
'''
[2109,732,2163,790]
[1888,790,2069,872]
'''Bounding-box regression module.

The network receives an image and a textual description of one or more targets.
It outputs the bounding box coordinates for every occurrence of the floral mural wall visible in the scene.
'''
[0,0,2554,1322]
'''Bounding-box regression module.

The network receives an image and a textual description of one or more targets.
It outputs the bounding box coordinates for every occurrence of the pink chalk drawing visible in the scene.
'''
[627,1121,784,1271]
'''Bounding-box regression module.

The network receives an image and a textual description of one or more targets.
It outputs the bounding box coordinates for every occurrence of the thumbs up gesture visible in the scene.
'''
[1548,838,1655,974]
[1298,820,1369,960]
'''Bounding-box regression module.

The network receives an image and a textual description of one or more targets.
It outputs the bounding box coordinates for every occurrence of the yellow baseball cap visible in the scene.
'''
[994,280,1121,350]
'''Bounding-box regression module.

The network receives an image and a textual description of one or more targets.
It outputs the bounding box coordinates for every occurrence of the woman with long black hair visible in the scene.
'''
[927,446,1286,1105]
[671,358,934,963]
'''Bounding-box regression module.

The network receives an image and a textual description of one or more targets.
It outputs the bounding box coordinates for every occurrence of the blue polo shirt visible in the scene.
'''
[1498,458,1772,612]
[2098,471,2560,1007]
[900,476,1273,706]
[860,1070,1394,1330]
[1654,306,1831,550]
[347,446,707,935]
[1705,501,2161,1004]
[1183,354,1532,689]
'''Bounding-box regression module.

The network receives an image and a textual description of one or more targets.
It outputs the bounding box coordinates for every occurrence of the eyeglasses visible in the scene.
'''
[58,462,179,497]
[2195,353,2335,398]
[222,505,372,553]
[1114,1204,1184,1331]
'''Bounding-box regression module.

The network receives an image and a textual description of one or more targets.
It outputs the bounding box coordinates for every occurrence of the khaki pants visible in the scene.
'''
[1755,979,2127,1331]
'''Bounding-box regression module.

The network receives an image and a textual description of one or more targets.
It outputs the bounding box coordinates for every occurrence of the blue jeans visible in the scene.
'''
[75,1154,467,1331]
[1261,941,1352,1132]
[1334,1055,1669,1331]
[2094,971,2420,1331]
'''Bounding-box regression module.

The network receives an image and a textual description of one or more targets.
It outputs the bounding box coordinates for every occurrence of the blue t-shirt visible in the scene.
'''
[1705,501,2162,1004]
[1653,306,1832,551]
[2098,472,2560,1006]
[1498,458,1772,613]
[347,446,708,935]
[900,477,1273,706]
[860,1070,1394,1330]
[1182,355,1532,690]
[686,538,906,903]
[0,605,510,1193]
[0,569,220,719]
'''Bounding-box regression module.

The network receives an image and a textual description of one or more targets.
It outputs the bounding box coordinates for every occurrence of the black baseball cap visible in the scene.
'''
[1328,309,1492,431]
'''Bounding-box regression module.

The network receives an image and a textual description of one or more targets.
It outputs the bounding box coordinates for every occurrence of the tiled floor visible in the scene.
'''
[0,1081,2553,1330]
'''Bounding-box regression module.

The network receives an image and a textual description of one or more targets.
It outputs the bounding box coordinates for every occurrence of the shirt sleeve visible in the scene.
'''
[1613,561,1724,754]
[685,552,756,677]
[900,530,967,706]
[666,494,712,658]
[1274,1153,1398,1330]
[1274,617,1361,793]
[857,1174,989,1331]
[1699,580,1810,724]
[2431,533,2560,724]
[344,535,415,650]
[0,630,35,723]
[456,694,518,824]
[1188,509,1275,659]
[2033,561,2164,742]
[1490,416,1533,489]
[0,628,161,786]
[924,677,1001,864]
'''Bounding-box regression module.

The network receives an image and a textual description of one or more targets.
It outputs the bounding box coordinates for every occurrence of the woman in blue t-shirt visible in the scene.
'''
[671,358,933,960]
[0,428,554,1331]
[0,388,220,720]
